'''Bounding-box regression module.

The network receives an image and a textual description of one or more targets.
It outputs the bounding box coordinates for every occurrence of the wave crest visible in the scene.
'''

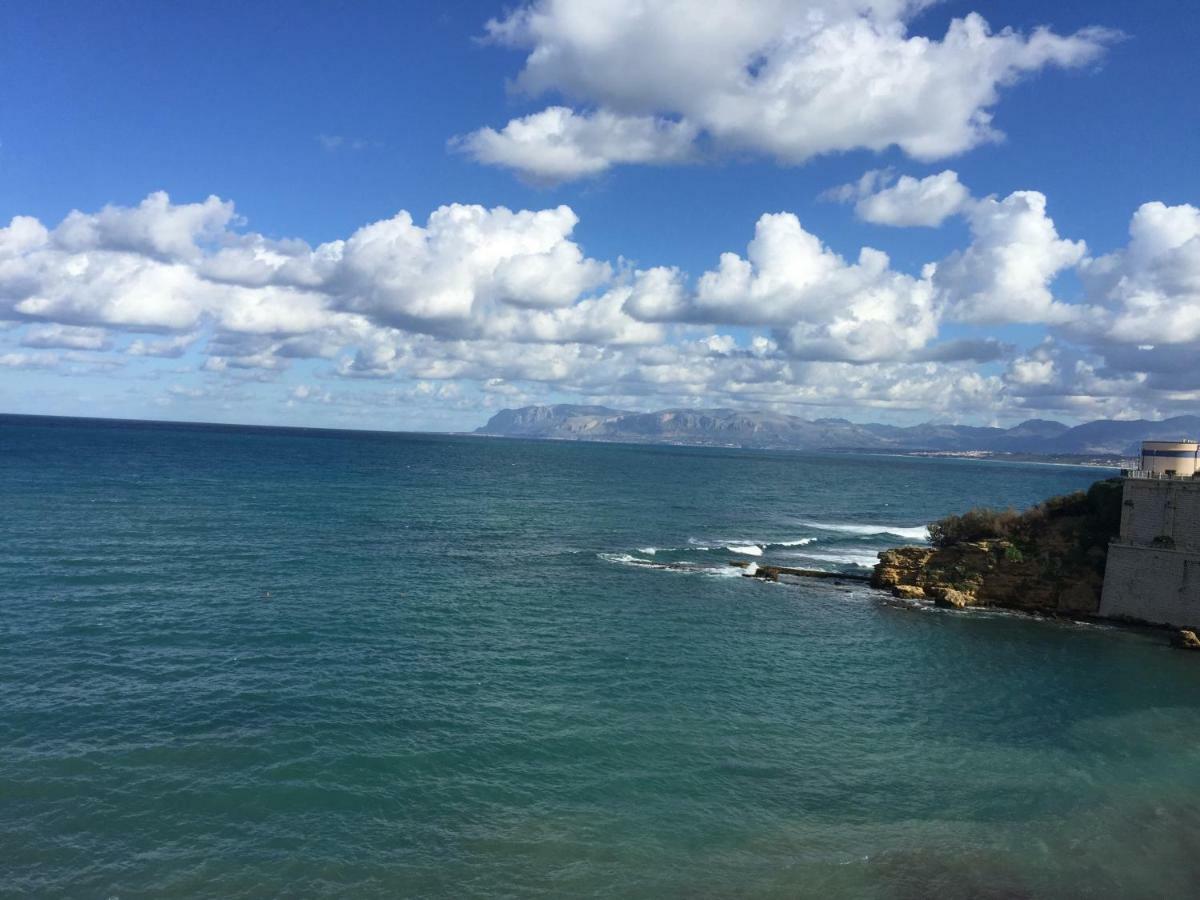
[801,521,929,541]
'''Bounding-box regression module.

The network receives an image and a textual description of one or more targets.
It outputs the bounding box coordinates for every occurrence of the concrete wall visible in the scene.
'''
[1118,478,1200,552]
[1100,477,1200,626]
[1100,544,1200,627]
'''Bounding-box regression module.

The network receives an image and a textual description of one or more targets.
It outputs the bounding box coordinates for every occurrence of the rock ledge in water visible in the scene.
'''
[730,561,871,583]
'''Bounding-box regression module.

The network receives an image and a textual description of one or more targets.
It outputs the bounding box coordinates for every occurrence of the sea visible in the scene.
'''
[4,414,1200,899]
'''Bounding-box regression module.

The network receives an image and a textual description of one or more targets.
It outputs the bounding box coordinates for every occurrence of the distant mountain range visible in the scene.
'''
[476,405,1200,457]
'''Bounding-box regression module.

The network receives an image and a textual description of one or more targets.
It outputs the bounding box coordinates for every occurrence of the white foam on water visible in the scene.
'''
[802,550,882,569]
[599,551,742,579]
[598,553,679,573]
[637,547,658,555]
[801,521,929,541]
[704,565,745,578]
[774,537,816,547]
[726,544,764,556]
[599,552,641,565]
[690,536,815,553]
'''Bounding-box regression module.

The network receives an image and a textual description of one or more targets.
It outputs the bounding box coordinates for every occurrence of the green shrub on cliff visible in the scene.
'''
[929,478,1123,554]
[928,507,1021,547]
[879,478,1125,616]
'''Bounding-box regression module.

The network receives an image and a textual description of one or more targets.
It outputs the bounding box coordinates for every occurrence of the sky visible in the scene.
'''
[1,0,1198,431]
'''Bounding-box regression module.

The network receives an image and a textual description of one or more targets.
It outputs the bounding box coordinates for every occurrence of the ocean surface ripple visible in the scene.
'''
[3,415,1199,898]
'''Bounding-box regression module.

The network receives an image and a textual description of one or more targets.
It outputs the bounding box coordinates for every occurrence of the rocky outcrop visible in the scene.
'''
[1171,629,1200,651]
[871,479,1123,617]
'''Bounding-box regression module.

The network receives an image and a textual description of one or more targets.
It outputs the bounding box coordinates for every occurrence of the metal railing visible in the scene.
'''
[1122,468,1200,480]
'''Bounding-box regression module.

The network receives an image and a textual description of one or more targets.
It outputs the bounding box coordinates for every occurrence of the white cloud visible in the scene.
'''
[53,191,235,261]
[627,212,937,362]
[0,194,648,352]
[462,1,1115,181]
[21,323,111,351]
[329,203,613,333]
[820,169,894,205]
[126,332,199,358]
[0,350,59,369]
[998,339,1155,420]
[167,383,208,399]
[1007,356,1057,388]
[1077,201,1200,344]
[6,187,1200,426]
[289,384,333,404]
[933,190,1086,324]
[455,107,697,184]
[851,169,971,227]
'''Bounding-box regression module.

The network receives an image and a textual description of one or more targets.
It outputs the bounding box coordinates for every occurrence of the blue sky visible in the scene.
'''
[1,0,1198,430]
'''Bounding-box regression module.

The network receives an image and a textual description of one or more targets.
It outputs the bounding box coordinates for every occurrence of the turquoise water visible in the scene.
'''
[4,415,1200,898]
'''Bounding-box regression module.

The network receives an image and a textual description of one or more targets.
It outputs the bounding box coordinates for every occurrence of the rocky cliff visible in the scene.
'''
[871,479,1124,616]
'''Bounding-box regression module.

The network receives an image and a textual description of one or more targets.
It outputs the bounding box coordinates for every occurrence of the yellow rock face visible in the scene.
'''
[931,587,975,609]
[872,537,1102,617]
[1172,629,1200,651]
[871,480,1122,619]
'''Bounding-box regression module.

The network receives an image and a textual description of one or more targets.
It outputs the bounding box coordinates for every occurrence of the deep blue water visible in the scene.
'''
[3,415,1200,898]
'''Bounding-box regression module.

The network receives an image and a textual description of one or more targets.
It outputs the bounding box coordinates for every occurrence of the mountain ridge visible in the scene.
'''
[476,405,1200,456]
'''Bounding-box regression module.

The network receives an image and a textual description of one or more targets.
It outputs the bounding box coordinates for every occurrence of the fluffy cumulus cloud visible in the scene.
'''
[4,184,1200,425]
[453,107,698,183]
[830,169,971,227]
[627,212,937,362]
[0,193,654,349]
[932,190,1086,324]
[1077,201,1200,345]
[326,203,621,338]
[460,0,1115,181]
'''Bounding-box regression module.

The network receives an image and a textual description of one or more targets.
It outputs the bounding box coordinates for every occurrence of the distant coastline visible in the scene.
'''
[471,431,1126,468]
[476,404,1192,461]
[861,450,1125,469]
[0,411,1162,470]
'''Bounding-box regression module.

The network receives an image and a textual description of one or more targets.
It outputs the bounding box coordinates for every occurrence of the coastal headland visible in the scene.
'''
[868,472,1200,648]
[871,478,1123,617]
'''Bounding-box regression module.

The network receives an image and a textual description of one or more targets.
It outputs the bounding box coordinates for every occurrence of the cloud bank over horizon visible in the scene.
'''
[4,1,1196,431]
[2,175,1199,428]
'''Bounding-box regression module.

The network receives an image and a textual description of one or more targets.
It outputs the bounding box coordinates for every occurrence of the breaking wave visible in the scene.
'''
[726,544,764,557]
[801,521,929,541]
[604,519,925,581]
[802,550,882,569]
[688,536,815,553]
[598,551,743,578]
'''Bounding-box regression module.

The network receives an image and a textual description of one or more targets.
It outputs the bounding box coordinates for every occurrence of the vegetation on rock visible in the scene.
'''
[873,479,1124,617]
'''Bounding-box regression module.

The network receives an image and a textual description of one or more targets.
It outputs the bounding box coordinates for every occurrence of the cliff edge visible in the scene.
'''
[871,479,1123,616]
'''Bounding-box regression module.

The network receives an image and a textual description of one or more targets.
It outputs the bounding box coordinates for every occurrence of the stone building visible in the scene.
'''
[1099,441,1200,627]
